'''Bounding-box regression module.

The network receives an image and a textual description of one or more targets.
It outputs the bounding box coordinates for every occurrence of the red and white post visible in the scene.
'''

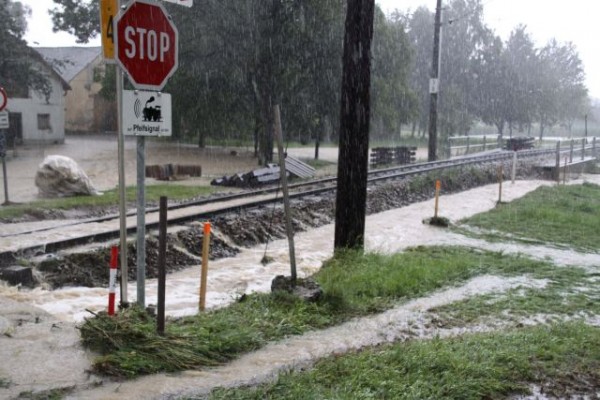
[108,246,119,316]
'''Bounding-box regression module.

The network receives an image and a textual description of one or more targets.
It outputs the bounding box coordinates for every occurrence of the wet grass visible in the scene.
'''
[207,322,600,400]
[458,182,600,252]
[80,246,553,378]
[432,268,600,328]
[0,184,217,220]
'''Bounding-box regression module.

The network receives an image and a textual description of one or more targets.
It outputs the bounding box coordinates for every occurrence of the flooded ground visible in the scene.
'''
[1,175,599,399]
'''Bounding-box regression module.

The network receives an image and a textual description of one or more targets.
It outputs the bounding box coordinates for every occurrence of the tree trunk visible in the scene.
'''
[334,0,375,251]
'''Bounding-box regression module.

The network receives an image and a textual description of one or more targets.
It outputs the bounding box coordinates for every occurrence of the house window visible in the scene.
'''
[37,114,51,130]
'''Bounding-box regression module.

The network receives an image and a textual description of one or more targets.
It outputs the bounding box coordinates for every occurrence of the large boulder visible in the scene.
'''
[35,155,99,198]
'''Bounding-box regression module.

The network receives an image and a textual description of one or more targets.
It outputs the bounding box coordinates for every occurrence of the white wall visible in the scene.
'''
[7,72,66,145]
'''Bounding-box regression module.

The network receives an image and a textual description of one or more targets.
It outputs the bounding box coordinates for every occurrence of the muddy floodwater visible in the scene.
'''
[1,176,599,399]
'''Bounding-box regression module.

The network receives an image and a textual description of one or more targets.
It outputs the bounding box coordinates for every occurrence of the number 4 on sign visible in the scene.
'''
[161,0,193,7]
[100,0,117,61]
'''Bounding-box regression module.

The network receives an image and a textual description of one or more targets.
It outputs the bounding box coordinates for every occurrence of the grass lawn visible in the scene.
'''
[458,182,600,252]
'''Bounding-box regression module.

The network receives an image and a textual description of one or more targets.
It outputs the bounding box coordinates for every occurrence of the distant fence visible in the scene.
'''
[449,135,500,156]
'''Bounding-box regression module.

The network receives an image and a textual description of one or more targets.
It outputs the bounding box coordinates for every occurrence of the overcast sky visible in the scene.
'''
[19,0,600,98]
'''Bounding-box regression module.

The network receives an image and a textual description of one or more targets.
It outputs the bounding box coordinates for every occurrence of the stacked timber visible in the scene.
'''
[370,146,416,168]
[504,137,535,151]
[145,164,202,180]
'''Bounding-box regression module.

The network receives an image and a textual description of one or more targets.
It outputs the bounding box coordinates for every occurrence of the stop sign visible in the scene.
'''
[115,0,178,91]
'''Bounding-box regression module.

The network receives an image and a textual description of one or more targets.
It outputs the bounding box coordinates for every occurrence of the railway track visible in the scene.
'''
[0,147,570,262]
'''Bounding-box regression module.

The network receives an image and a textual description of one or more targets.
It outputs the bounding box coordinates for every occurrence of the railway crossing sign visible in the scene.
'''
[122,90,172,136]
[115,0,179,91]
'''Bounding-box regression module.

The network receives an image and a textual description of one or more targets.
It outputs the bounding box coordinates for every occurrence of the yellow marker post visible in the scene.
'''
[199,221,211,311]
[434,180,441,218]
[99,0,117,61]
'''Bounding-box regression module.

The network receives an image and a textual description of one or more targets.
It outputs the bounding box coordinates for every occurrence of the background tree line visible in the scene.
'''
[2,0,592,163]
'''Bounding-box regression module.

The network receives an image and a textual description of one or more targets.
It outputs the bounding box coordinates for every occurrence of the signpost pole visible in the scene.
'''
[136,134,146,307]
[1,151,8,205]
[116,0,128,306]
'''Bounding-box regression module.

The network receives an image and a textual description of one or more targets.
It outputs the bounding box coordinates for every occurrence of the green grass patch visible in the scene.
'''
[459,183,600,252]
[80,246,553,378]
[207,322,600,399]
[0,184,217,220]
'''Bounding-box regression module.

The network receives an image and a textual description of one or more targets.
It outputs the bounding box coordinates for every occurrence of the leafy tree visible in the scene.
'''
[0,0,52,101]
[405,6,434,137]
[502,26,538,136]
[49,0,99,44]
[535,40,587,139]
[472,35,511,136]
[370,8,417,139]
[438,0,490,139]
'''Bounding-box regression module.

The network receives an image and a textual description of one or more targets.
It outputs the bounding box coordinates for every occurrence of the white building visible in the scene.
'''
[6,50,71,145]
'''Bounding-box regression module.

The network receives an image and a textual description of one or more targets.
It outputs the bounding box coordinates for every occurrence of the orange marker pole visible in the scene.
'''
[434,180,441,218]
[199,221,211,312]
[108,246,119,316]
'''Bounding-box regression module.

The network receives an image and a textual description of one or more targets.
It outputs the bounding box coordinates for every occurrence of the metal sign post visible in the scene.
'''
[114,0,178,307]
[0,88,10,205]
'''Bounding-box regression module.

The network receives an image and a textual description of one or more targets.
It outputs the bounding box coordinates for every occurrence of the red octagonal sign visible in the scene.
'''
[115,0,178,91]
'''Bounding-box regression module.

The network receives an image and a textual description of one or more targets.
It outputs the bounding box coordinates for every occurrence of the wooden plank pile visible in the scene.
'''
[504,137,535,151]
[370,146,416,168]
[145,164,202,180]
[211,156,315,188]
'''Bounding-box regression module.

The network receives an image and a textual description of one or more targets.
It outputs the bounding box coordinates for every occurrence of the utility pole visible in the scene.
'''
[428,0,443,162]
[585,114,588,138]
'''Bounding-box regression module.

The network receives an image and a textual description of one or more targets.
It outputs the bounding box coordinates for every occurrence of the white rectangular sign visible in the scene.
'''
[122,90,172,137]
[0,111,9,129]
[161,0,193,7]
[429,78,439,94]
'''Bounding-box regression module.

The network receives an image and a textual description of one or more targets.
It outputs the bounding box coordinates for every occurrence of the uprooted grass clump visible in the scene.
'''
[79,246,553,378]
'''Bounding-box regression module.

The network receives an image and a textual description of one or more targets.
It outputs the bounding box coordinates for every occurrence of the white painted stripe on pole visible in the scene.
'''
[109,269,118,293]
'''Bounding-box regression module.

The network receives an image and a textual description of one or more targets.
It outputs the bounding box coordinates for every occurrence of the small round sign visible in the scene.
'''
[0,87,7,112]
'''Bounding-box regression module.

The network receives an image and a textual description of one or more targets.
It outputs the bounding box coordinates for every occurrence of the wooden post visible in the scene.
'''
[569,139,574,163]
[593,137,597,158]
[581,138,585,160]
[273,105,297,284]
[157,196,167,336]
[466,136,470,154]
[483,136,487,152]
[498,164,503,204]
[563,156,568,185]
[199,221,211,312]
[511,151,517,184]
[434,180,441,218]
[555,141,561,184]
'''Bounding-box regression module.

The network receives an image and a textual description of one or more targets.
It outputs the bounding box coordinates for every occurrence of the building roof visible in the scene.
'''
[34,47,102,83]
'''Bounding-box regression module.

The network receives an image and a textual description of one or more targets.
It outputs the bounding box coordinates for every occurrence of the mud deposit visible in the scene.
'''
[36,231,239,289]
